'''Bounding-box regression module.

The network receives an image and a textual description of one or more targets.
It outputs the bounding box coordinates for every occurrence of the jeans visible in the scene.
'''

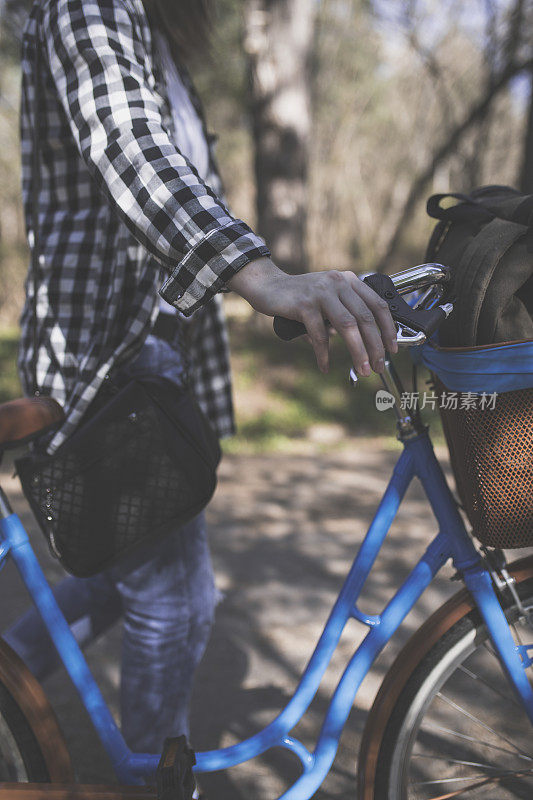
[3,334,217,753]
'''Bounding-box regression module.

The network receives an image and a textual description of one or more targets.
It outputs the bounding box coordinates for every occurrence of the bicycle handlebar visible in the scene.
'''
[273,263,452,346]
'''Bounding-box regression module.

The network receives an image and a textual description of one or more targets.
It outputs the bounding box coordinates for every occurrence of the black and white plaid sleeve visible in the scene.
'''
[41,0,270,315]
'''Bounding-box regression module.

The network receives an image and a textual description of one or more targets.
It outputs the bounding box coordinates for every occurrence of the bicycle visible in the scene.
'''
[0,262,532,799]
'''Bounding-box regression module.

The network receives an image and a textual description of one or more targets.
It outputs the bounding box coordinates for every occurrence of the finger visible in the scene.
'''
[346,272,398,353]
[338,288,386,373]
[304,327,335,342]
[301,310,330,373]
[320,296,371,376]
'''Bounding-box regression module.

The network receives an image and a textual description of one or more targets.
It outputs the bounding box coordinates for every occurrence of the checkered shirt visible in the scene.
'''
[19,0,270,453]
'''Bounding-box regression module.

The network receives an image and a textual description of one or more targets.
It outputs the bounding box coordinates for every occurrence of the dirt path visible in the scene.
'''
[0,441,460,798]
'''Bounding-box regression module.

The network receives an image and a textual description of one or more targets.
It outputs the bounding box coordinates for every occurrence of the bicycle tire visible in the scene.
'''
[367,573,533,799]
[0,676,49,782]
[0,637,73,784]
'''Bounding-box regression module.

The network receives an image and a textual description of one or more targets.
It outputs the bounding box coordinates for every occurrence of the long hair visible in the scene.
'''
[142,0,214,63]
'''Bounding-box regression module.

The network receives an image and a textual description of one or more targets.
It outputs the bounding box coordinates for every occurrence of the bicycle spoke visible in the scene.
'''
[416,773,511,786]
[422,723,533,762]
[420,767,533,800]
[414,767,533,786]
[457,664,519,708]
[436,692,533,759]
[411,753,500,771]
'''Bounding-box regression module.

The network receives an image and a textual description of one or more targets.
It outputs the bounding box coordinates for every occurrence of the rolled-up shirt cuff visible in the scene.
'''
[159,220,271,316]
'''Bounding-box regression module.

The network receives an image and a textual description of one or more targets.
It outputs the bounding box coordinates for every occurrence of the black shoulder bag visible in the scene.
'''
[15,32,221,578]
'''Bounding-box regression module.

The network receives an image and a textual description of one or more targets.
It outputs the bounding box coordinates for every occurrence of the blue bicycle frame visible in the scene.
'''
[1,425,532,799]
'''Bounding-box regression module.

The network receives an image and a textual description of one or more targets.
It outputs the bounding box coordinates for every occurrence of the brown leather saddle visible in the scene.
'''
[0,396,64,450]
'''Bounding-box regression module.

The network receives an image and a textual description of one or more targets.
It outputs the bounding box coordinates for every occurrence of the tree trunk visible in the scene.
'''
[519,68,533,193]
[244,0,315,273]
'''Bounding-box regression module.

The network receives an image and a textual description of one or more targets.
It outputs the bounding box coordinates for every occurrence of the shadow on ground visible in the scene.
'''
[1,440,464,798]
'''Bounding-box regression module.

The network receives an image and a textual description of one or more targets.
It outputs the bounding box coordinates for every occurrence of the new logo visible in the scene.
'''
[375,390,395,411]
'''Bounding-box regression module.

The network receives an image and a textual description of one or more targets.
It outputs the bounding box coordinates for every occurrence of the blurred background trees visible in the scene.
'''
[0,0,531,440]
[200,0,532,276]
[1,0,532,317]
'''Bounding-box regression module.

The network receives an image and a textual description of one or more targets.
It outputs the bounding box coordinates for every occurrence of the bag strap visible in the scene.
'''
[427,193,495,224]
[30,20,43,396]
[451,217,528,345]
[427,189,533,227]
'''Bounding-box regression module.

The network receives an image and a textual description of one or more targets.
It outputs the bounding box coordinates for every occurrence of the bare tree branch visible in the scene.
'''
[406,27,458,128]
[376,56,533,271]
[501,0,528,72]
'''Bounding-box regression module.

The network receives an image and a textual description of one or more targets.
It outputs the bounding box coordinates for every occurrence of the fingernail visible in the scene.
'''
[375,358,385,374]
[390,341,399,354]
[360,361,371,377]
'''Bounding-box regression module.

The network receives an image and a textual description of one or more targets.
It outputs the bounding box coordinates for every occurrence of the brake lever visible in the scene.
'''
[394,302,453,346]
[395,324,426,347]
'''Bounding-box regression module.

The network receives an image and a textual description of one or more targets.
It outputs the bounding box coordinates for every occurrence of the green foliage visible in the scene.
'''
[0,327,21,402]
[0,320,443,454]
[226,306,442,453]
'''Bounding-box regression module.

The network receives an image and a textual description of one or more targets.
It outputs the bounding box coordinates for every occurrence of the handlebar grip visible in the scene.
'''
[273,317,309,341]
[273,317,334,341]
[273,270,449,342]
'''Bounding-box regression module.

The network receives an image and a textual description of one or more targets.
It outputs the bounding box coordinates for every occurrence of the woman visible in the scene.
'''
[6,0,397,757]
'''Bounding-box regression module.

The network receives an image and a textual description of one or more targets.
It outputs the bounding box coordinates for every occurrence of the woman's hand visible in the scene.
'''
[227,257,398,375]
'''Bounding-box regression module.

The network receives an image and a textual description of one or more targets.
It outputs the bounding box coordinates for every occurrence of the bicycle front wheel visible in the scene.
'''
[364,571,533,799]
[0,677,49,782]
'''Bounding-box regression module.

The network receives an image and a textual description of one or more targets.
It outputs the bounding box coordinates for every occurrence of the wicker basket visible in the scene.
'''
[436,377,533,549]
